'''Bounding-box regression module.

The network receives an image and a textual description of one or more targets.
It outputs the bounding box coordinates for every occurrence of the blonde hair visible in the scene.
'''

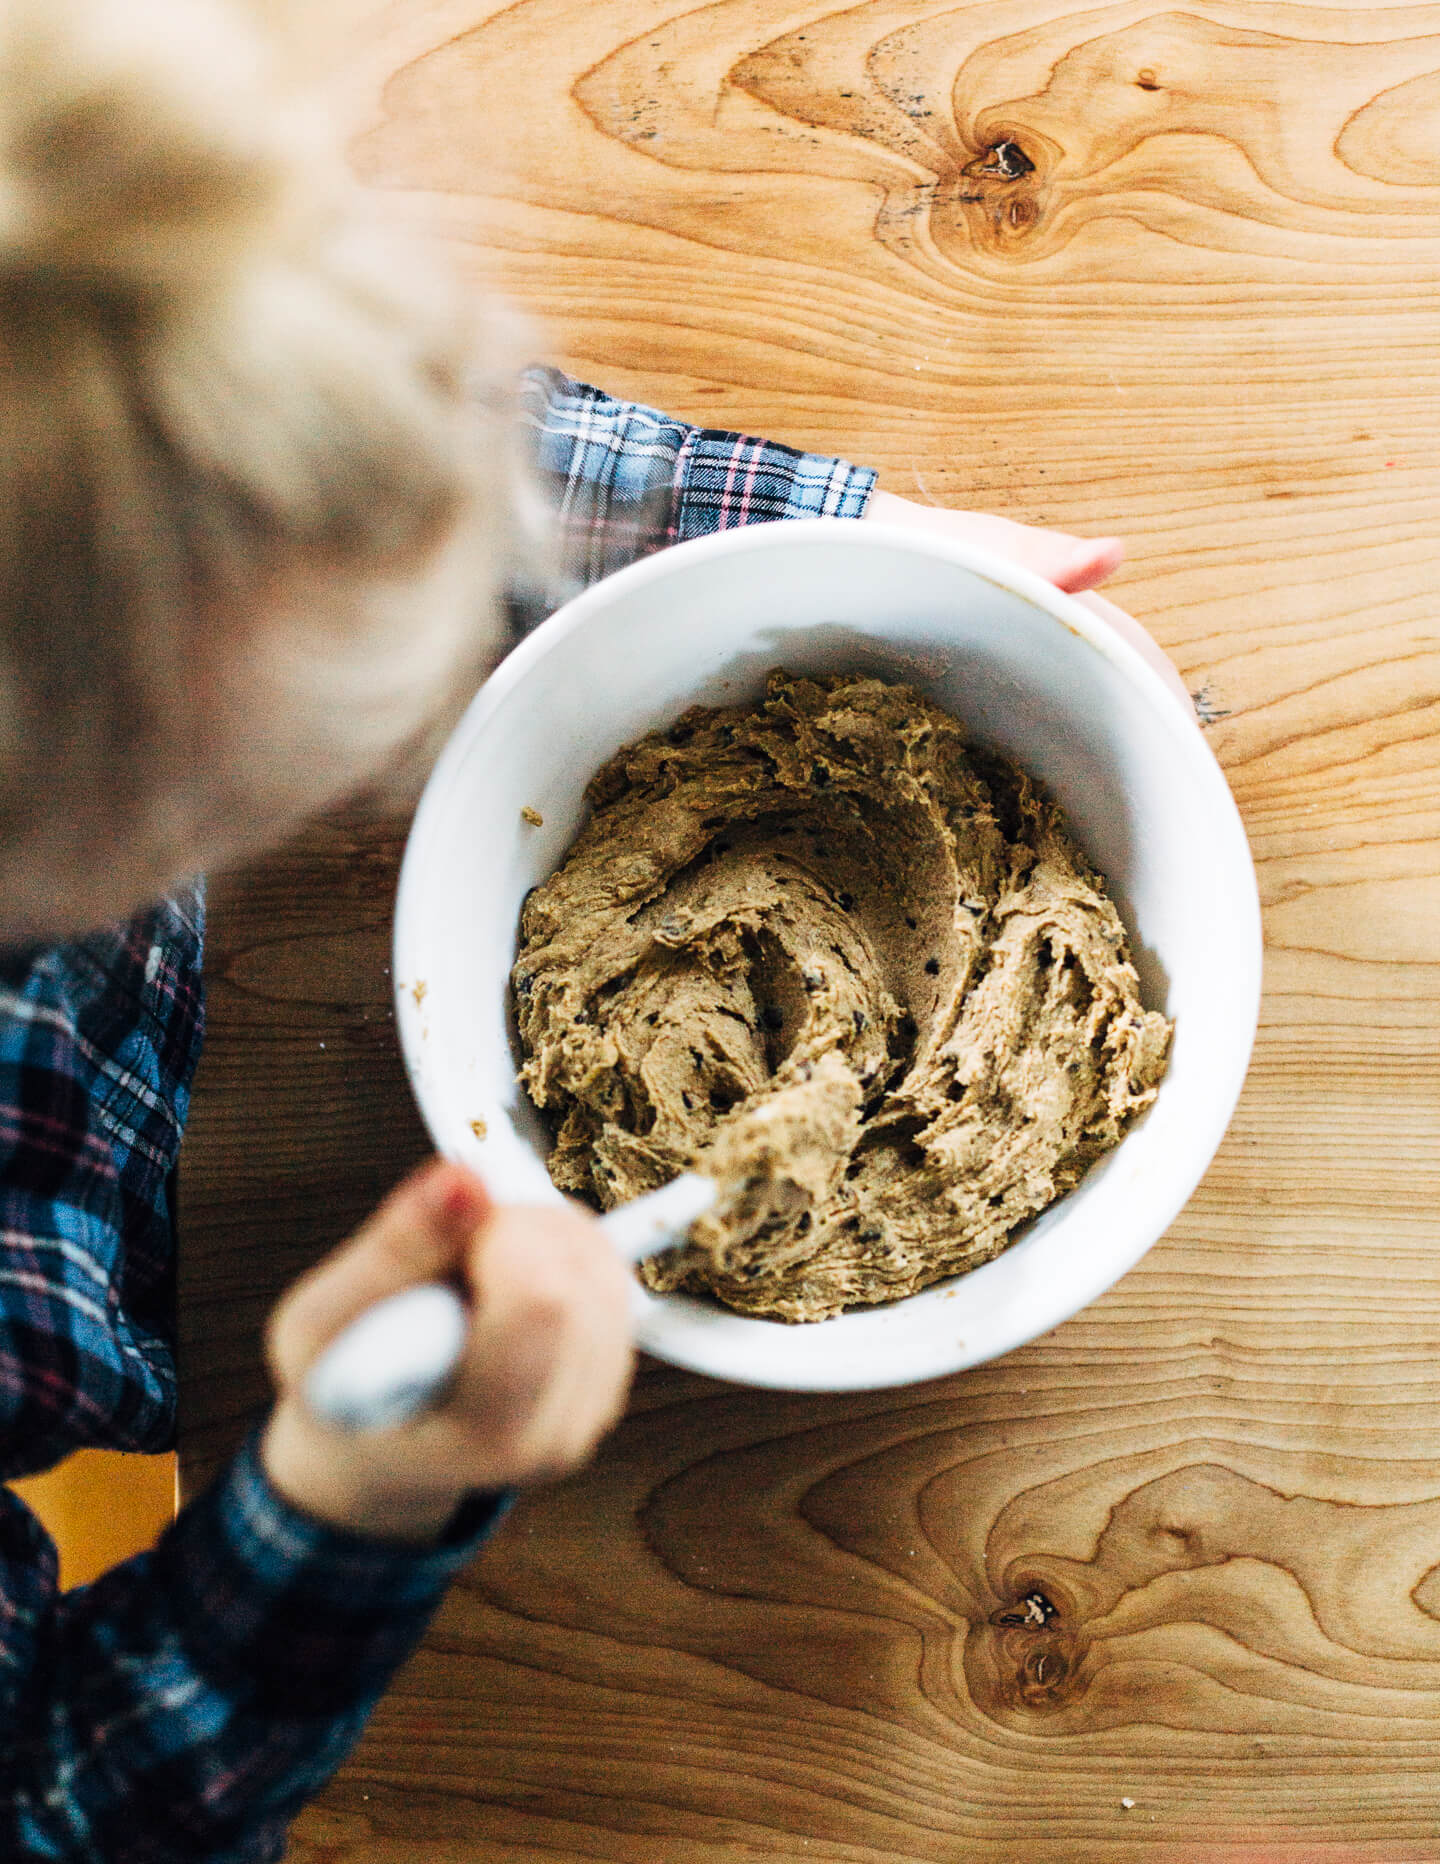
[0,0,522,936]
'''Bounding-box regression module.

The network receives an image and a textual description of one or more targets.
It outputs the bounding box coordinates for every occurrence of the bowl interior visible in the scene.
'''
[394,522,1260,1390]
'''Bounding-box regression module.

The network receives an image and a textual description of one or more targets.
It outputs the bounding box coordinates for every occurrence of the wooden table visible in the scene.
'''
[178,2,1440,1856]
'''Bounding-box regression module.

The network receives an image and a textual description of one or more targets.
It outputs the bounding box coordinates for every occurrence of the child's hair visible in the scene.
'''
[0,0,524,937]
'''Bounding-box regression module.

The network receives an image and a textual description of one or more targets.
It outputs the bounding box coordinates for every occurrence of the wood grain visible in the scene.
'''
[175,0,1440,1857]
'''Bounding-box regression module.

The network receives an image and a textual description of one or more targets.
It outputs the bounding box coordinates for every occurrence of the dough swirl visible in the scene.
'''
[514,671,1172,1322]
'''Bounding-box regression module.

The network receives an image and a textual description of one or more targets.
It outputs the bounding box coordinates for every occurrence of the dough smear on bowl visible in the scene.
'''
[513,670,1172,1322]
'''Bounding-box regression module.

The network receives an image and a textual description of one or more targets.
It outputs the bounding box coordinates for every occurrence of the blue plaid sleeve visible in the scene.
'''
[0,890,205,1480]
[0,899,508,1860]
[5,1432,506,1860]
[516,367,876,593]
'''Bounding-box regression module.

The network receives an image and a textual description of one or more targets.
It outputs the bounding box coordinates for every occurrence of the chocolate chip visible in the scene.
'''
[924,957,941,976]
[761,1006,784,1032]
[905,915,918,930]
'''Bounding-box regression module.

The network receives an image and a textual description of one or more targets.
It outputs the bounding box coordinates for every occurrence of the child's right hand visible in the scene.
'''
[260,1161,635,1545]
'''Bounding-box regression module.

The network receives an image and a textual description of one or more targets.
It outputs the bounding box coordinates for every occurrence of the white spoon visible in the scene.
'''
[303,1173,717,1433]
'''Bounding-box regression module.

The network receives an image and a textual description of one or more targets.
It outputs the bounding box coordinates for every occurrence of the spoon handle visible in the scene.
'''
[303,1174,716,1434]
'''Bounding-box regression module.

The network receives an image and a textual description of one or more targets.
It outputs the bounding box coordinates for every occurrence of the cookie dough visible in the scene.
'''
[513,671,1172,1322]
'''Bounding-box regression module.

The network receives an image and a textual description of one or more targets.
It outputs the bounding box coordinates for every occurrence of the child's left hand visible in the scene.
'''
[864,486,1124,594]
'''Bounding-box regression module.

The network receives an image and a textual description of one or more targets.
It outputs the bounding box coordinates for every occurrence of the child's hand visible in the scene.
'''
[260,1161,635,1544]
[864,486,1124,594]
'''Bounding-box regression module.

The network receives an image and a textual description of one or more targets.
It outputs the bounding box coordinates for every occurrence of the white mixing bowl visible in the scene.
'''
[393,520,1261,1391]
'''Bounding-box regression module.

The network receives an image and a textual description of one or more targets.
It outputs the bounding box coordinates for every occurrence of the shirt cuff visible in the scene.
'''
[670,429,875,538]
[514,365,876,602]
[163,1430,510,1718]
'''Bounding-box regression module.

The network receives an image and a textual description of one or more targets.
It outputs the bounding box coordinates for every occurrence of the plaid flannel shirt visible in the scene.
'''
[0,371,875,1861]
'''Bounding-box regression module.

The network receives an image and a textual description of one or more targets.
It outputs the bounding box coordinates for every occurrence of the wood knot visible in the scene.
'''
[953,131,1049,254]
[987,139,1034,178]
[965,138,1036,182]
[972,1581,1087,1717]
[991,1588,1058,1629]
[982,1618,1084,1715]
[1017,1639,1073,1707]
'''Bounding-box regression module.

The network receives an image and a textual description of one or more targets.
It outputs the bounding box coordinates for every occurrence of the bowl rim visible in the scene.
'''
[427,516,1211,755]
[394,518,1263,1389]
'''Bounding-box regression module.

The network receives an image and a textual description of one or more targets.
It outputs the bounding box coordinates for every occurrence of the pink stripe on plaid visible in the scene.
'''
[719,436,764,528]
[0,1347,111,1425]
[0,1106,111,1166]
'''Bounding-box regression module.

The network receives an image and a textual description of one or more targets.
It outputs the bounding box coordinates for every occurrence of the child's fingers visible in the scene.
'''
[1049,536,1125,594]
[936,515,1123,591]
[951,516,1122,592]
[266,1158,492,1387]
[491,1247,633,1482]
[863,488,1125,594]
[439,1201,634,1484]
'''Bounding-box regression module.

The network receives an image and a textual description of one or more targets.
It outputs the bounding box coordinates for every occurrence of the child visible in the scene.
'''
[0,1,1123,1856]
